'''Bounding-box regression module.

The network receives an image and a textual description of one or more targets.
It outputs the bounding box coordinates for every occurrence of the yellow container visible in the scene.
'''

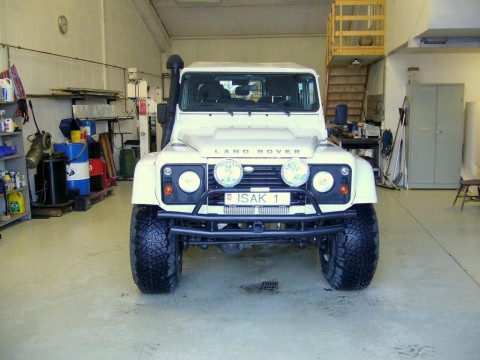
[71,130,83,143]
[8,192,25,214]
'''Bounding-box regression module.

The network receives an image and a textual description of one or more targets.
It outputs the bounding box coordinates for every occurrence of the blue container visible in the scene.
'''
[54,143,90,195]
[80,120,96,135]
[334,104,348,126]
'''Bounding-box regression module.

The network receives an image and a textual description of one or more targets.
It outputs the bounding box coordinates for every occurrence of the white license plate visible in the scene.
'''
[225,192,290,206]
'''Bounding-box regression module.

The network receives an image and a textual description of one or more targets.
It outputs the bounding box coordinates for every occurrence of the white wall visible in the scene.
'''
[384,52,480,131]
[0,0,163,171]
[430,0,480,31]
[367,59,385,96]
[386,0,431,53]
[171,36,327,87]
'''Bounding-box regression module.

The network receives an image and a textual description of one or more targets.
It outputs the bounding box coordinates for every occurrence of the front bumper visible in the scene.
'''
[157,188,356,242]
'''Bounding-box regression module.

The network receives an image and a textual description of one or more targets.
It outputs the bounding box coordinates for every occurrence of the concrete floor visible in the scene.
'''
[1,182,479,360]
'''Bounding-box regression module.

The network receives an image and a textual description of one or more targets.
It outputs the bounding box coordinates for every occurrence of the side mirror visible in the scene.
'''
[157,103,168,124]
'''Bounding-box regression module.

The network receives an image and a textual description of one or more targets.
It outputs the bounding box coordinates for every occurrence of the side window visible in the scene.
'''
[308,81,318,110]
[295,76,319,111]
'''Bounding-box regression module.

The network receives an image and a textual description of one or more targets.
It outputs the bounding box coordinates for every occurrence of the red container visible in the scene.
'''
[89,158,109,191]
[89,159,105,176]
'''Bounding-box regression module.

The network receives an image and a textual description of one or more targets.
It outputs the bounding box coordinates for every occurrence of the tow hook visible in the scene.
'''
[253,221,264,233]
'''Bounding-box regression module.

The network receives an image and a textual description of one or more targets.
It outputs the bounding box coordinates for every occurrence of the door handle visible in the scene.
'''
[435,130,442,136]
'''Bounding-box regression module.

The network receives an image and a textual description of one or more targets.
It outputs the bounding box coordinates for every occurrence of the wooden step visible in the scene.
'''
[328,75,367,85]
[328,84,366,93]
[327,92,364,101]
[326,100,363,109]
[329,67,368,76]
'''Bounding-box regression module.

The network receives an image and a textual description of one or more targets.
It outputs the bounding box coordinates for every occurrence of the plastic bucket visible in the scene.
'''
[54,143,90,195]
[8,192,25,214]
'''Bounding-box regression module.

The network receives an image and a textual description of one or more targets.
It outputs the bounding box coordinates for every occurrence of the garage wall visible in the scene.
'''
[383,52,480,131]
[430,0,480,34]
[0,0,163,170]
[171,36,327,88]
[386,0,430,53]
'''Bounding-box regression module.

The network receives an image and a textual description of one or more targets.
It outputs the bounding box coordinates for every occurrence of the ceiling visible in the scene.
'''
[150,0,333,38]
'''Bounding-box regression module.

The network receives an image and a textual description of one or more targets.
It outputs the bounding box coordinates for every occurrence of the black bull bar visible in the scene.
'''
[157,188,357,241]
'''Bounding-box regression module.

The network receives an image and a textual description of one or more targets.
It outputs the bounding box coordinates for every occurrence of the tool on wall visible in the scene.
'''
[378,97,408,190]
[25,101,52,169]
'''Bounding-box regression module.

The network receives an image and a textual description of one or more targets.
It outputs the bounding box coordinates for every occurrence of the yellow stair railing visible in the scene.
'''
[327,0,385,65]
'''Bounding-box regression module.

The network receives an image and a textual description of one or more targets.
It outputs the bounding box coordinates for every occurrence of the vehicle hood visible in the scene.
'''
[178,127,318,158]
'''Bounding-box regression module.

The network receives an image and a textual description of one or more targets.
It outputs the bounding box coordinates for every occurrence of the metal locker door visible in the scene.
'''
[434,85,464,187]
[407,85,437,187]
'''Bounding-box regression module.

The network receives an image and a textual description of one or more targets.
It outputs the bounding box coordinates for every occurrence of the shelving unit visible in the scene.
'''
[28,88,135,189]
[0,101,32,228]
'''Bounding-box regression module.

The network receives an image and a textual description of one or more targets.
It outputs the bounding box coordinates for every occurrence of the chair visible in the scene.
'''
[452,178,480,210]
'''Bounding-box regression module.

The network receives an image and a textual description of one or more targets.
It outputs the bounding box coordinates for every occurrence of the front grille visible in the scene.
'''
[208,165,306,206]
[224,207,255,215]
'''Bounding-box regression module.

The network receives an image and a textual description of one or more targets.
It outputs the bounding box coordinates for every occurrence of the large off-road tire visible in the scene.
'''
[319,204,379,290]
[130,205,182,293]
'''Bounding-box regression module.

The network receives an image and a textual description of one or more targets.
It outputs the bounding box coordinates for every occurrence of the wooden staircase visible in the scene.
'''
[323,66,368,124]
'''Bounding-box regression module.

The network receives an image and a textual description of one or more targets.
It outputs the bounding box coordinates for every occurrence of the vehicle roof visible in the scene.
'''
[184,61,316,74]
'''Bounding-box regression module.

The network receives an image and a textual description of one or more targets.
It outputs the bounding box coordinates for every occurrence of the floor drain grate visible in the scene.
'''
[261,281,279,291]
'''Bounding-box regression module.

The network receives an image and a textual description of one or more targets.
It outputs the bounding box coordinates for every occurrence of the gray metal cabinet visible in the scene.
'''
[406,84,464,189]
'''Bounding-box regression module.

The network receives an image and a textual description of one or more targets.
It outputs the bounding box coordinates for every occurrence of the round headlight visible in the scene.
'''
[214,159,243,187]
[178,171,201,193]
[312,171,334,193]
[281,158,310,187]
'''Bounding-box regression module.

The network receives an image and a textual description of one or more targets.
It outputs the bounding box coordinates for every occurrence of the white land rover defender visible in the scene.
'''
[130,55,379,293]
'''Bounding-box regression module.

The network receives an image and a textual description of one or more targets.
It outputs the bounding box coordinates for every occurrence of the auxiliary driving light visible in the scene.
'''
[312,171,334,193]
[178,171,201,193]
[281,158,310,187]
[214,159,243,187]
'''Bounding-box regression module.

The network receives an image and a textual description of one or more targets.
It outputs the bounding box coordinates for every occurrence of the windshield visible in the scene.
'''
[179,72,319,113]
